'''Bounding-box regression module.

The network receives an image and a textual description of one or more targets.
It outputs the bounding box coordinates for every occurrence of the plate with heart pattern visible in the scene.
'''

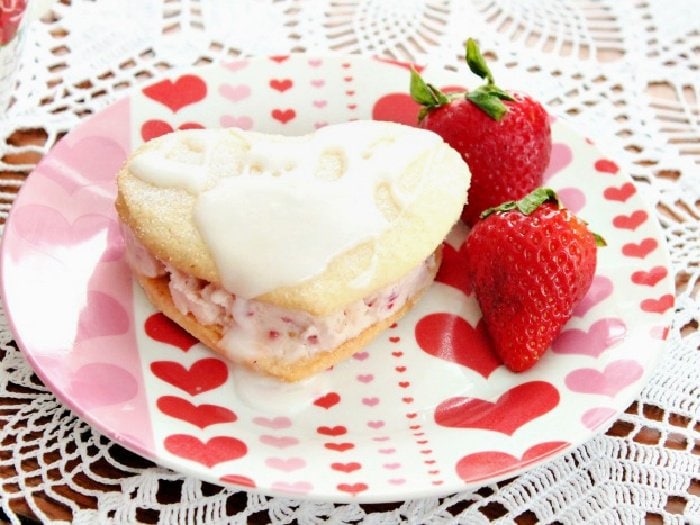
[0,55,674,502]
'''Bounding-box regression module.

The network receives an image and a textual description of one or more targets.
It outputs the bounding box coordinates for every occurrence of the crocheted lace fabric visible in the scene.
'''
[1,0,698,523]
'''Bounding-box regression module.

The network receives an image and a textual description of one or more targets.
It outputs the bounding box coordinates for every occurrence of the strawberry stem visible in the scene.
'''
[465,37,495,85]
[409,66,451,120]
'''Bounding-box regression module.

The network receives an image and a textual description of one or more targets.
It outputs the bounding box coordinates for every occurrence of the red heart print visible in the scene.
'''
[142,74,207,112]
[220,474,255,488]
[331,462,362,473]
[613,210,647,230]
[270,55,289,63]
[372,93,420,126]
[271,108,296,124]
[157,396,236,428]
[145,313,198,351]
[269,79,293,92]
[164,434,246,467]
[641,294,674,314]
[622,238,657,258]
[151,358,228,396]
[337,482,368,495]
[415,314,500,379]
[604,182,636,202]
[141,120,204,142]
[455,441,568,483]
[325,442,354,452]
[434,381,560,435]
[314,392,340,409]
[317,425,347,436]
[594,159,619,174]
[434,241,472,295]
[631,266,668,287]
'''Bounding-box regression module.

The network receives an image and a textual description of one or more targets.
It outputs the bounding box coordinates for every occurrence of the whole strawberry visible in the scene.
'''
[410,38,551,225]
[466,188,605,372]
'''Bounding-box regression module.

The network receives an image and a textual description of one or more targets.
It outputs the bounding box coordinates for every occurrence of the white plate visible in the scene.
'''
[0,55,674,502]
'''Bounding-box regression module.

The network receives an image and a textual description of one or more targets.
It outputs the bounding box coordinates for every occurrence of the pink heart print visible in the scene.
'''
[565,359,644,397]
[557,187,586,214]
[40,135,126,193]
[265,457,306,472]
[76,291,130,342]
[219,83,251,102]
[220,115,254,130]
[573,275,613,317]
[222,60,249,72]
[259,435,299,449]
[68,362,138,410]
[543,143,573,181]
[551,318,626,357]
[253,416,292,429]
[12,206,123,262]
[271,481,313,496]
[581,407,617,430]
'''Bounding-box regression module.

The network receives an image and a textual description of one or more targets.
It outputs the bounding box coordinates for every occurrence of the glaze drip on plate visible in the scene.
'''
[128,121,445,298]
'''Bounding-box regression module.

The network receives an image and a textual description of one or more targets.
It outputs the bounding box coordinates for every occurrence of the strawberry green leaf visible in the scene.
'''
[466,88,509,120]
[409,66,450,112]
[485,85,515,102]
[480,188,559,218]
[593,233,607,247]
[465,38,494,85]
[515,188,559,214]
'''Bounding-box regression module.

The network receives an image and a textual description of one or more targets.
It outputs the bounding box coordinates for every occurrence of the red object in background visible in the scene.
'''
[1,0,28,46]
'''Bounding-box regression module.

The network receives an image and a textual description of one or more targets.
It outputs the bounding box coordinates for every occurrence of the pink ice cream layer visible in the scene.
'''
[122,226,437,364]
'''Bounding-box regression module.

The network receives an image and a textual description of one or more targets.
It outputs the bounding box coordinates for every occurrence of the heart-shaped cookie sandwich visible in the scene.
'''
[116,120,470,381]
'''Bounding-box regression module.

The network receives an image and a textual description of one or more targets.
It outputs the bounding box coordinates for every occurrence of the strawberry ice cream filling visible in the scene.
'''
[122,226,437,363]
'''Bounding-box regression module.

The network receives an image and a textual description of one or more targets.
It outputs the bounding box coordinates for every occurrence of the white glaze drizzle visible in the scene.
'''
[128,122,443,298]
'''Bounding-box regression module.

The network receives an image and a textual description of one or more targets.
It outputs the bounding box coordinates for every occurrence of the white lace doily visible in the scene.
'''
[1,1,698,523]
